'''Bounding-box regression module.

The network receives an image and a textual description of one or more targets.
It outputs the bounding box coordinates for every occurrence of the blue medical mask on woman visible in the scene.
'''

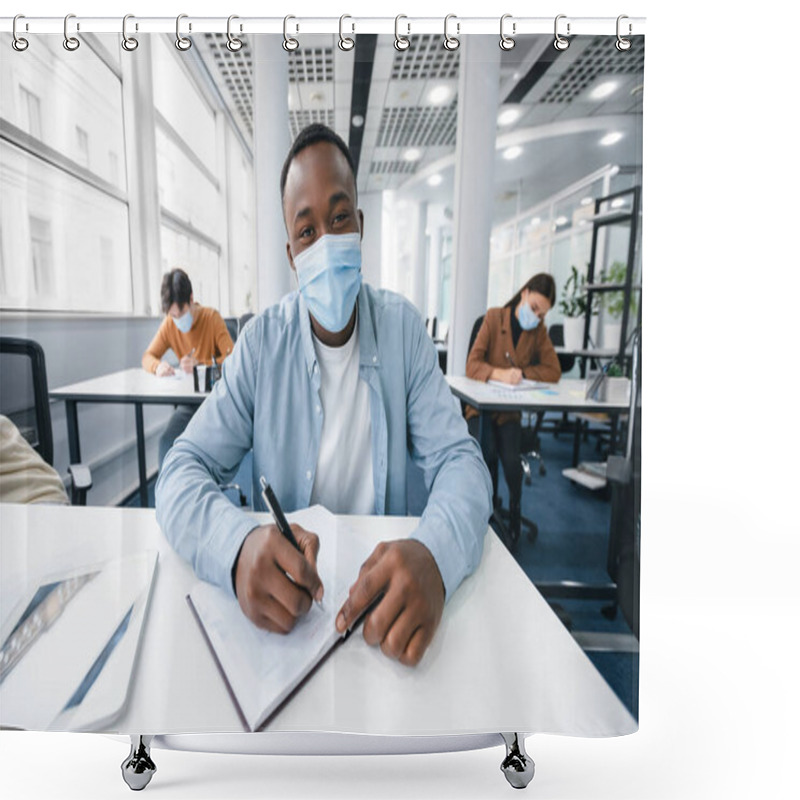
[293,232,362,333]
[518,301,540,331]
[173,309,193,334]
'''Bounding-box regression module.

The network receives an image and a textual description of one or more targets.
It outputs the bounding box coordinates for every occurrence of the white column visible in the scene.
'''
[358,191,383,289]
[253,36,292,311]
[447,37,500,375]
[120,37,161,316]
[409,202,428,315]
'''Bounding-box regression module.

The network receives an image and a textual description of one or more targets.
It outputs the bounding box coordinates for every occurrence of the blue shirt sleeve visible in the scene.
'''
[402,308,494,600]
[155,319,261,596]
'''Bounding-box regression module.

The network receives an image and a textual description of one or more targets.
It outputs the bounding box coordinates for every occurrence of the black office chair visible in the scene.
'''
[0,337,92,505]
[224,317,239,344]
[239,312,254,335]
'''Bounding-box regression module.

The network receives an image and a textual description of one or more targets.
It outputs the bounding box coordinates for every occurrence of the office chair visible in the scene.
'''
[224,317,239,344]
[0,337,92,505]
[239,312,254,333]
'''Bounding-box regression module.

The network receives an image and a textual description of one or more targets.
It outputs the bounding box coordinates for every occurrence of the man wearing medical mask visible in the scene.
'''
[156,124,493,667]
[142,268,234,465]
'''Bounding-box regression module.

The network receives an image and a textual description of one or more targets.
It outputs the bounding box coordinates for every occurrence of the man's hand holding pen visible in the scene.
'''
[234,524,324,634]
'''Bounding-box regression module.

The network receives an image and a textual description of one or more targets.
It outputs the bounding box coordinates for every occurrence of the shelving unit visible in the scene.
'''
[580,186,642,377]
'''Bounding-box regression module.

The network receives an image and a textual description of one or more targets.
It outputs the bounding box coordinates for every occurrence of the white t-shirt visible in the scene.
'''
[310,316,375,514]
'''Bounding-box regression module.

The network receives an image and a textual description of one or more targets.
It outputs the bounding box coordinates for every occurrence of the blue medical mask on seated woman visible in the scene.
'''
[173,309,193,334]
[293,232,363,333]
[518,301,540,331]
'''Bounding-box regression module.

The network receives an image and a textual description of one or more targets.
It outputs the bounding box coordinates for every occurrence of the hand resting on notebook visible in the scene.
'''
[336,539,445,667]
[234,523,324,634]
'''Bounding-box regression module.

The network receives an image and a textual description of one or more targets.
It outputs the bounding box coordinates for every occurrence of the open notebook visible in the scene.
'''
[187,505,373,732]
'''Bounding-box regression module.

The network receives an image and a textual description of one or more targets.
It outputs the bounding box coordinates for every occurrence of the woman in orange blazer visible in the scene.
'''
[465,272,561,543]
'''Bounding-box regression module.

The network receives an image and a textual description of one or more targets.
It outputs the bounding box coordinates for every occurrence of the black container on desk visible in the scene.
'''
[192,359,221,393]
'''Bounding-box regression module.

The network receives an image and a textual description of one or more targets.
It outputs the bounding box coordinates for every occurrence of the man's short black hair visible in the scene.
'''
[161,268,193,315]
[280,123,357,201]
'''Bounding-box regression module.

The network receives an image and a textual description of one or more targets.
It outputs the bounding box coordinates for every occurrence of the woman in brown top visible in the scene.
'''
[465,272,561,543]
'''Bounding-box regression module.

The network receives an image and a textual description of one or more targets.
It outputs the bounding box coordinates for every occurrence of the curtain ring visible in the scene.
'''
[63,13,80,51]
[443,14,460,51]
[499,14,516,51]
[394,15,410,51]
[12,15,29,52]
[175,14,192,51]
[616,15,632,51]
[283,15,299,51]
[122,14,139,52]
[226,15,243,52]
[553,14,570,51]
[338,14,355,51]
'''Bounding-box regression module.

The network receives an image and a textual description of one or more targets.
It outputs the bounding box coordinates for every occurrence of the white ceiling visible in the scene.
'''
[195,32,644,226]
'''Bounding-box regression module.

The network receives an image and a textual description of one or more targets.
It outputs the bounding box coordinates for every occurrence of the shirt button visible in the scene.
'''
[372,355,377,363]
[316,404,321,414]
[306,470,312,480]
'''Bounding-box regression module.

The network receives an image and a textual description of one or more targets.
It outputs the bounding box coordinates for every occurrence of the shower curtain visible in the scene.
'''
[0,10,643,767]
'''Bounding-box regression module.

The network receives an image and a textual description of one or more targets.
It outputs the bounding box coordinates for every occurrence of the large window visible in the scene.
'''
[0,33,256,316]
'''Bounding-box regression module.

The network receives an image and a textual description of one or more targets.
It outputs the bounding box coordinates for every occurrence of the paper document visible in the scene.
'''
[188,505,373,731]
[488,378,554,392]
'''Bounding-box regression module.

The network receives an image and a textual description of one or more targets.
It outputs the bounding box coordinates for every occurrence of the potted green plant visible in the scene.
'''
[599,360,631,404]
[558,265,593,351]
[600,261,638,351]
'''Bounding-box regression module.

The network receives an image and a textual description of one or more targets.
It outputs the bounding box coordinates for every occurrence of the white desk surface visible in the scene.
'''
[49,367,205,405]
[0,503,635,738]
[446,375,629,414]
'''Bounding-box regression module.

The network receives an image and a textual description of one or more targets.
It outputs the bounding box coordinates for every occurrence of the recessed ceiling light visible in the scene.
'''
[351,114,364,128]
[600,132,623,146]
[404,148,422,162]
[590,81,618,100]
[555,216,568,226]
[497,107,521,127]
[611,198,627,209]
[502,145,523,160]
[427,174,443,187]
[580,197,593,206]
[428,85,452,105]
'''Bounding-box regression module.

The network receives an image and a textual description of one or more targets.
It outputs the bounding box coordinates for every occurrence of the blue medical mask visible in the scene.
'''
[173,309,193,334]
[518,301,540,331]
[293,232,362,333]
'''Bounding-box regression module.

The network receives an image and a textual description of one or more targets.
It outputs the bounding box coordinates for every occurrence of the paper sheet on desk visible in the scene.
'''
[487,379,558,396]
[188,505,373,732]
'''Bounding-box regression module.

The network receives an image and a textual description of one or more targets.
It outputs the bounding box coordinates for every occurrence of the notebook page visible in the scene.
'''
[188,505,371,731]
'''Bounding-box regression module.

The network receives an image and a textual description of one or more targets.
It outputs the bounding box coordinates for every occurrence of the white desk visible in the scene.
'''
[447,375,628,469]
[446,375,629,416]
[49,368,206,507]
[0,503,635,739]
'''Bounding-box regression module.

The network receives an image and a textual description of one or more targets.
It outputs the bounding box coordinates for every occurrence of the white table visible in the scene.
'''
[447,375,628,468]
[0,503,635,739]
[49,368,206,507]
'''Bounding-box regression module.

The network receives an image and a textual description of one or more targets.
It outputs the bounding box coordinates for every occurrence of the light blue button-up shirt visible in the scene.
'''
[155,283,493,602]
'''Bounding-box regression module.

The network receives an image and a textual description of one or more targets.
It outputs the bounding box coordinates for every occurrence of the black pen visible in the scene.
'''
[260,477,324,609]
[505,351,517,368]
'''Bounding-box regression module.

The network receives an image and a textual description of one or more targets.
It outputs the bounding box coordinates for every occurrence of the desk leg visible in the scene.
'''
[134,403,149,508]
[121,735,156,790]
[572,418,583,467]
[65,400,81,463]
[500,732,535,788]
